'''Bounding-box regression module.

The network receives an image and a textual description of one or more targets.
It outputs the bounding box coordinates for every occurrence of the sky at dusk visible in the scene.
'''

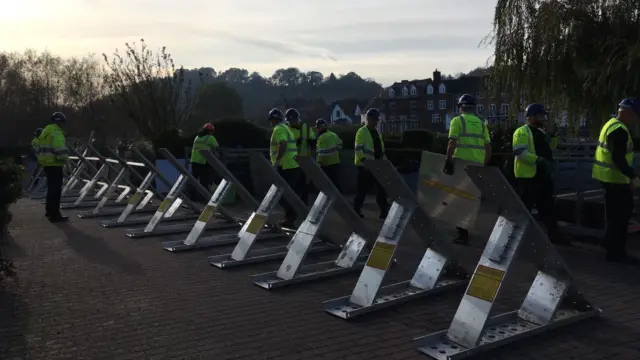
[0,0,497,85]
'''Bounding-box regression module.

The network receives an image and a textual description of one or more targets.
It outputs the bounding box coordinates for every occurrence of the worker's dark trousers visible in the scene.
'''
[191,163,214,201]
[353,166,389,213]
[297,170,309,205]
[322,164,341,193]
[602,182,634,259]
[518,176,558,238]
[277,167,301,223]
[44,166,63,217]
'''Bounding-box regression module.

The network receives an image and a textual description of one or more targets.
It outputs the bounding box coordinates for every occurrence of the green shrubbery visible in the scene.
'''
[0,158,22,282]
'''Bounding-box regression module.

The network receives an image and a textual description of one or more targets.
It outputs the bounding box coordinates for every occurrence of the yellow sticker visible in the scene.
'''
[158,198,172,212]
[128,192,142,205]
[466,265,505,303]
[423,179,476,200]
[245,213,266,235]
[198,205,216,223]
[366,242,396,270]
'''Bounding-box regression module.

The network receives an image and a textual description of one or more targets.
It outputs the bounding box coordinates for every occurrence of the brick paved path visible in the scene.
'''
[2,199,640,360]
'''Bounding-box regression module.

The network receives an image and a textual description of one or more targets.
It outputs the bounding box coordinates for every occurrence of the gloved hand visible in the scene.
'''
[443,159,455,175]
[536,157,552,176]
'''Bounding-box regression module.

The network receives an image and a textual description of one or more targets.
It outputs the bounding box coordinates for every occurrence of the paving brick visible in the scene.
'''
[2,199,640,360]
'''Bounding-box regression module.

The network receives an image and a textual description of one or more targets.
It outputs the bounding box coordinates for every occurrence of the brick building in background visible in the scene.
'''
[378,70,514,134]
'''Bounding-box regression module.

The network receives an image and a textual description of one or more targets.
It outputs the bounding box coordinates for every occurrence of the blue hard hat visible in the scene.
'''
[525,103,547,117]
[366,108,380,119]
[285,108,300,121]
[457,94,476,106]
[619,98,640,117]
[268,108,285,121]
[315,118,328,127]
[52,112,67,122]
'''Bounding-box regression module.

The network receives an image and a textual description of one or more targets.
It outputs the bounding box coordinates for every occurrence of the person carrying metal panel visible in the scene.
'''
[190,123,220,200]
[269,108,301,227]
[513,103,569,246]
[38,112,69,222]
[314,118,343,191]
[353,108,389,219]
[443,94,492,245]
[592,98,640,264]
[286,108,316,205]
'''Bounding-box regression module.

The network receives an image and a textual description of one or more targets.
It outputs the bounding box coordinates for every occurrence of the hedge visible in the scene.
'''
[0,158,21,282]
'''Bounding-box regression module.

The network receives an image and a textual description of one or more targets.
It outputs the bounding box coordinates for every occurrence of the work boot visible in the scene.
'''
[279,219,296,229]
[353,208,364,219]
[48,215,69,223]
[453,227,469,246]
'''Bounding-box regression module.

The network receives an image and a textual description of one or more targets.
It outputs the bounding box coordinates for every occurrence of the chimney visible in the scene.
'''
[433,69,441,84]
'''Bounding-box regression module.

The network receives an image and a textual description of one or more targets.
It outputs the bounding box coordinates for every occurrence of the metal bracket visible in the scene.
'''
[414,166,599,359]
[323,159,470,319]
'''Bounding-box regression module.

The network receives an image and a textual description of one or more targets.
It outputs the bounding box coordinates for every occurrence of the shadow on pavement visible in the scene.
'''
[0,289,28,359]
[53,222,144,275]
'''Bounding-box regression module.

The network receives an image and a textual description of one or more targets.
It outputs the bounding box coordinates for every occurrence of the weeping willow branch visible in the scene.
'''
[487,0,640,133]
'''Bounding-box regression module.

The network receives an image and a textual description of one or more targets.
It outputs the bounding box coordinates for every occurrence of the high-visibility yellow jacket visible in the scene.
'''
[270,123,299,169]
[316,130,342,166]
[448,114,490,164]
[191,135,219,164]
[592,118,634,184]
[289,123,316,156]
[31,138,40,152]
[38,124,68,166]
[512,124,558,178]
[354,126,384,166]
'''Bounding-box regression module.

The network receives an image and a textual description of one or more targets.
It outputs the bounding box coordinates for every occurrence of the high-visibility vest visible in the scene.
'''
[354,126,384,166]
[191,135,219,164]
[38,124,68,166]
[289,123,316,156]
[512,125,537,178]
[316,130,342,166]
[270,123,299,170]
[592,118,634,184]
[32,138,40,152]
[451,114,487,164]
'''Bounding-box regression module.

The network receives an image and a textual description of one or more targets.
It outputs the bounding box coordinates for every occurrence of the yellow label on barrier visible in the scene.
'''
[366,242,396,270]
[423,179,476,200]
[158,198,172,213]
[198,205,216,223]
[466,265,505,303]
[245,213,266,235]
[128,192,142,205]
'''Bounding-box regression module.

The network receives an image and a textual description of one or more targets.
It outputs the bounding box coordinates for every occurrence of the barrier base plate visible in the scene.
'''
[163,231,287,252]
[208,243,336,269]
[60,201,123,210]
[77,206,158,219]
[251,257,368,290]
[323,276,468,320]
[100,214,198,228]
[125,221,240,239]
[414,308,600,360]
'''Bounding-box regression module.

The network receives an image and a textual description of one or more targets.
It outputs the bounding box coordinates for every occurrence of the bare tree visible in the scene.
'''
[102,39,201,145]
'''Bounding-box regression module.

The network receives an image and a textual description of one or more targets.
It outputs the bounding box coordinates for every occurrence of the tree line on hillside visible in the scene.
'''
[0,39,383,149]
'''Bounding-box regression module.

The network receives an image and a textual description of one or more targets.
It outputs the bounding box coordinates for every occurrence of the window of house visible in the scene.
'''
[489,104,496,115]
[432,113,441,123]
[477,104,484,113]
[427,100,434,110]
[439,83,446,94]
[399,115,408,120]
[402,87,408,96]
[389,115,397,121]
[439,100,446,110]
[335,110,340,118]
[427,84,434,95]
[500,103,509,114]
[389,89,395,97]
[476,92,485,99]
[410,86,417,96]
[580,118,587,127]
[410,100,417,109]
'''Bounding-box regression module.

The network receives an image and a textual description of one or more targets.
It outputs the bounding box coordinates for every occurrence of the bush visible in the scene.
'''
[331,124,361,150]
[0,158,22,282]
[401,129,434,150]
[212,118,270,148]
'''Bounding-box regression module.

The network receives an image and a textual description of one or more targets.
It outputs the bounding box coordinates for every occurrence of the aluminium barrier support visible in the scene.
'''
[208,152,335,269]
[163,149,289,252]
[414,166,600,359]
[124,148,239,238]
[101,148,198,228]
[323,158,470,319]
[77,146,158,219]
[59,147,115,209]
[251,155,379,289]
